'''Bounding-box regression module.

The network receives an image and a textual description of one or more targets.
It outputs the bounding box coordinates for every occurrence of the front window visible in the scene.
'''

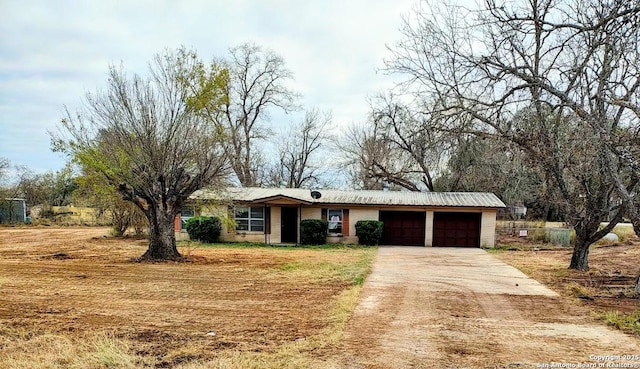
[180,207,195,230]
[235,206,264,232]
[328,209,343,234]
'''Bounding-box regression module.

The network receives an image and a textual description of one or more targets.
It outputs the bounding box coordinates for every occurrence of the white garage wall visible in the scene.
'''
[481,210,497,247]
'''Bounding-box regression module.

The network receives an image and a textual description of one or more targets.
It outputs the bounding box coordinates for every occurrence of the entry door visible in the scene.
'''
[281,207,298,243]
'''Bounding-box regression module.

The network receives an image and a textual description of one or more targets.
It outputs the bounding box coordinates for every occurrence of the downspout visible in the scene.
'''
[297,205,301,246]
[264,204,270,245]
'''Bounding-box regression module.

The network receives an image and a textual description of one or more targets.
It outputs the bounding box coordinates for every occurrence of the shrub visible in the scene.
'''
[355,220,383,246]
[185,216,222,243]
[300,219,328,245]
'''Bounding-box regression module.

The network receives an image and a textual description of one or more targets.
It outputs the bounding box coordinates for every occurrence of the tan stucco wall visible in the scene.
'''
[182,202,499,247]
[345,208,380,244]
[270,207,282,244]
[301,207,321,220]
[425,210,434,247]
[480,210,497,247]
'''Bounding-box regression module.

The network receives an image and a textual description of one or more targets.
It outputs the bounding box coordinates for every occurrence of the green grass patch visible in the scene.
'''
[600,310,640,335]
[179,240,374,251]
[275,247,376,286]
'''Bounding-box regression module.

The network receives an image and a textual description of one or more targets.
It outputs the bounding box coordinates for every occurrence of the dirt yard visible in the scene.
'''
[494,234,640,315]
[0,227,374,368]
[1,227,638,369]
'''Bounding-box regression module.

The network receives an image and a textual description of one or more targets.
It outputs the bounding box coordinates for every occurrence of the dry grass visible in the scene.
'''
[0,331,143,369]
[493,234,640,336]
[0,227,376,369]
[172,285,366,369]
[0,282,372,369]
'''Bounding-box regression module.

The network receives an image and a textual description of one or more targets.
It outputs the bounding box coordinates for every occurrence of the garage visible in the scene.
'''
[433,212,481,247]
[379,211,426,246]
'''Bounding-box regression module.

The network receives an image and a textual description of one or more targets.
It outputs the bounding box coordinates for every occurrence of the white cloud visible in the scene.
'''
[0,0,416,173]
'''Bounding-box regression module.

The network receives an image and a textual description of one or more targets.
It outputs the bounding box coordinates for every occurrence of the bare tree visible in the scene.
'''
[267,108,332,188]
[340,123,411,190]
[53,47,229,260]
[217,43,299,187]
[340,94,451,192]
[385,0,640,270]
[340,124,380,190]
[370,94,450,191]
[20,164,78,207]
[73,166,147,236]
[0,158,8,180]
[0,158,19,223]
[437,136,543,210]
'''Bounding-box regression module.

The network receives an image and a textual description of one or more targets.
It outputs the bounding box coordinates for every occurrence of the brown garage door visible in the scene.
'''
[433,212,481,247]
[379,211,426,246]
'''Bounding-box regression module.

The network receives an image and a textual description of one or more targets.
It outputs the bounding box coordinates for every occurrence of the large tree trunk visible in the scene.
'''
[569,239,590,271]
[140,208,181,261]
[632,218,640,238]
[632,218,640,294]
[569,221,598,271]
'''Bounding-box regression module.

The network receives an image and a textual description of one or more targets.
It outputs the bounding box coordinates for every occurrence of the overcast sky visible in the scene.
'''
[0,0,417,175]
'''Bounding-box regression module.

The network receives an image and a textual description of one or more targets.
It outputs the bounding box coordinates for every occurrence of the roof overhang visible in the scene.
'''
[250,194,313,206]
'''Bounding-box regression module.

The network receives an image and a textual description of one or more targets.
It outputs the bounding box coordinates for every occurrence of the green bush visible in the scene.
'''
[355,220,383,246]
[300,219,328,245]
[185,216,222,243]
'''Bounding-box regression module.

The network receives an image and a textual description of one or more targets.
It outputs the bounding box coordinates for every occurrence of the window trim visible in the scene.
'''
[327,208,343,235]
[234,205,265,232]
[180,207,195,231]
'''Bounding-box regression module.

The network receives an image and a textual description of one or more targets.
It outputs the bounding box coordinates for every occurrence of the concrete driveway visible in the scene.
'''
[340,247,640,369]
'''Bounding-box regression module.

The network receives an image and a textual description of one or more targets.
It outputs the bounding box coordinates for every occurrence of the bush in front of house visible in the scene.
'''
[355,220,384,246]
[185,216,222,243]
[300,219,328,245]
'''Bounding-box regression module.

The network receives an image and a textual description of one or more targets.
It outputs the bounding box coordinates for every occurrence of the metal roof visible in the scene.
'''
[191,187,506,208]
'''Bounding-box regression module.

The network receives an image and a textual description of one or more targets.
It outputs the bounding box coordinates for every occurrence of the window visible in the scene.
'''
[328,209,343,234]
[180,207,195,230]
[235,206,264,232]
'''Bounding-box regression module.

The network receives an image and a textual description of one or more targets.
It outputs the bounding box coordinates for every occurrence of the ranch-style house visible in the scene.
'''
[175,187,505,247]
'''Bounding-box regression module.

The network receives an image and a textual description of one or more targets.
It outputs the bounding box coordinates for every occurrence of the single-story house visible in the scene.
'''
[176,187,506,247]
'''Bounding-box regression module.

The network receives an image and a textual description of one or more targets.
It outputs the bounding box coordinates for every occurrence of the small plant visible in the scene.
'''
[355,220,383,246]
[300,219,328,245]
[185,216,222,243]
[88,335,137,368]
[600,310,640,335]
[566,282,594,300]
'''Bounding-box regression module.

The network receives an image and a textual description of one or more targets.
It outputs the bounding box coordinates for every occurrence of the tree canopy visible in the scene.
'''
[53,47,229,260]
[382,0,640,270]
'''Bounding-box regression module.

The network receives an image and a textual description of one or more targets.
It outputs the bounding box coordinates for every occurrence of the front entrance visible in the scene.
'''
[281,207,298,243]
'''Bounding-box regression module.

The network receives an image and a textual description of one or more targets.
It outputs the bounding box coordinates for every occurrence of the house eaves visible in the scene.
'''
[250,194,313,205]
[191,187,506,209]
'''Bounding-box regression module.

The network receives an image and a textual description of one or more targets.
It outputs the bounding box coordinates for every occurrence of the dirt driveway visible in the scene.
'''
[340,247,640,369]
